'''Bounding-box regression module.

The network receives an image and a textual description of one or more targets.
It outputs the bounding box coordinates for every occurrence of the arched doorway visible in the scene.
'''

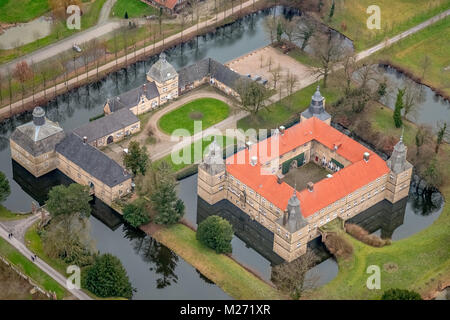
[107,136,113,144]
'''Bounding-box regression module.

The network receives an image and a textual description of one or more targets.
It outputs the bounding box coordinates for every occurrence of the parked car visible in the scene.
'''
[72,44,82,53]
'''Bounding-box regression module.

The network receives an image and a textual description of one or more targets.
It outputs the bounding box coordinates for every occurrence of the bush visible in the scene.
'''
[0,171,11,203]
[345,223,388,247]
[83,254,134,299]
[123,198,150,228]
[322,232,353,259]
[197,216,233,254]
[381,288,422,300]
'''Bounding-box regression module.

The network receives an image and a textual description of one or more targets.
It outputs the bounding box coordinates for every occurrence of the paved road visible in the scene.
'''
[98,0,117,25]
[0,0,122,73]
[0,216,92,300]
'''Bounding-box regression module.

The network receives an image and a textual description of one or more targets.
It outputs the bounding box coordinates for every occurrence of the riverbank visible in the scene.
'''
[0,0,270,120]
[143,222,286,300]
[319,0,450,51]
[375,17,450,98]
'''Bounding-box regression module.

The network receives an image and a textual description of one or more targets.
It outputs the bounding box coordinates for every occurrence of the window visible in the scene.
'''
[296,242,301,248]
[218,185,224,191]
[298,231,302,236]
[285,232,289,239]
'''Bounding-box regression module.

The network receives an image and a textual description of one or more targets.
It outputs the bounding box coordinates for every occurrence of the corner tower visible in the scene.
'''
[300,86,331,125]
[147,53,179,103]
[274,190,309,261]
[385,134,413,203]
[197,137,226,205]
[10,107,65,177]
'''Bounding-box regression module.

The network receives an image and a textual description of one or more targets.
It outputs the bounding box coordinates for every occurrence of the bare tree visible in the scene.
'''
[402,78,425,120]
[0,71,3,105]
[269,64,281,90]
[180,13,187,42]
[435,121,449,154]
[415,125,432,156]
[285,71,299,97]
[234,78,271,115]
[267,56,273,72]
[310,32,344,88]
[6,69,13,116]
[13,61,33,108]
[420,55,431,79]
[292,16,316,51]
[339,51,356,95]
[262,16,277,44]
[271,250,320,299]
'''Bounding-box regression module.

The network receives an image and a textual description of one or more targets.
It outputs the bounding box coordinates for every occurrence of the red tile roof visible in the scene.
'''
[151,0,178,10]
[226,117,390,218]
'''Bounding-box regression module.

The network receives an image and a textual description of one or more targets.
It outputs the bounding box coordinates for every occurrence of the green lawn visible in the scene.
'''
[322,0,450,51]
[287,48,321,68]
[111,0,159,19]
[155,135,235,172]
[0,205,30,221]
[158,98,231,135]
[375,17,450,96]
[0,0,49,23]
[0,236,68,299]
[151,223,286,300]
[237,80,341,131]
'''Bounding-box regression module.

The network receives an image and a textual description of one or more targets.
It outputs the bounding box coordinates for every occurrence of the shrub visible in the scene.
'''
[381,288,422,300]
[322,232,353,259]
[197,215,233,254]
[123,198,150,228]
[345,223,388,247]
[0,171,11,203]
[83,254,134,299]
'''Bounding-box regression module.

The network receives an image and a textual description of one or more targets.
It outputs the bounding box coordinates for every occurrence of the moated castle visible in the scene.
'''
[198,87,413,262]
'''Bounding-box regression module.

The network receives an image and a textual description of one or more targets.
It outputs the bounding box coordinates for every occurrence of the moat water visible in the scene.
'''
[0,6,446,299]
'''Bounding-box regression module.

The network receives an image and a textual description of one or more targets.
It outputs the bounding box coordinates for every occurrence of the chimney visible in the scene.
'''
[363,152,370,162]
[279,126,285,135]
[250,156,258,166]
[307,182,314,192]
[276,173,282,184]
[83,136,87,144]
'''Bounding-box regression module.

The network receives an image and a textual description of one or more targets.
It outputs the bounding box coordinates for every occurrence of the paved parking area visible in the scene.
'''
[225,46,314,90]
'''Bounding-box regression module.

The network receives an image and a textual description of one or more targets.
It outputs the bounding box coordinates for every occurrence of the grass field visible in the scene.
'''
[0,0,106,64]
[237,80,341,131]
[158,98,231,135]
[322,0,450,51]
[0,261,48,299]
[111,0,159,19]
[0,236,68,299]
[0,205,30,221]
[0,0,50,23]
[151,223,285,300]
[375,17,450,96]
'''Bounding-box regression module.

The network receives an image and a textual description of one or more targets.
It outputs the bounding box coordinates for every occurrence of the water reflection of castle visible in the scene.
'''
[12,161,123,231]
[197,195,408,266]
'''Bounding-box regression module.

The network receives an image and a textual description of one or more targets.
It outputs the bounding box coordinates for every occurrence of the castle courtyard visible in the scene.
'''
[282,162,329,192]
